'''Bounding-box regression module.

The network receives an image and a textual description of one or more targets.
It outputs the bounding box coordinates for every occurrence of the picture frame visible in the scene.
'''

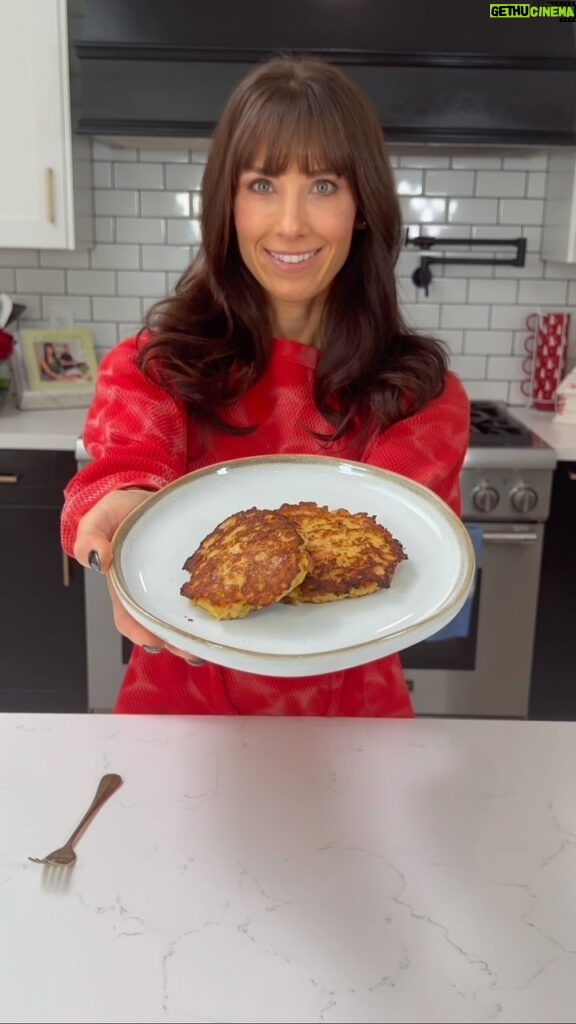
[14,329,98,409]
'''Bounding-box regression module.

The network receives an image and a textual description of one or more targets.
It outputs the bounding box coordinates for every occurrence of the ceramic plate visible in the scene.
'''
[110,455,475,677]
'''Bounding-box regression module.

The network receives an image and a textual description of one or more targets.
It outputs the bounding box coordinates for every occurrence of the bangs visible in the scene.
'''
[232,89,356,182]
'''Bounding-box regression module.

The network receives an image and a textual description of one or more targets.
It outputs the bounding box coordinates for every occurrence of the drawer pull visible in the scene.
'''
[0,474,20,484]
[45,167,55,224]
[62,551,70,588]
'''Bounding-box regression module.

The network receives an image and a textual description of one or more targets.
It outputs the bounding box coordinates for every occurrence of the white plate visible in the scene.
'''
[110,455,475,677]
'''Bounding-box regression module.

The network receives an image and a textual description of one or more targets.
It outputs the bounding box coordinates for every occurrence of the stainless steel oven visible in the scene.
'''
[77,402,556,716]
[402,404,556,719]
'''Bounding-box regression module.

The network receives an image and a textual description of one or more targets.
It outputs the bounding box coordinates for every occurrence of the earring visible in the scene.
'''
[356,219,367,230]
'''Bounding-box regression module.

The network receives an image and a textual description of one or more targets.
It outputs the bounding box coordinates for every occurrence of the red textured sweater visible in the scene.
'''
[61,336,470,716]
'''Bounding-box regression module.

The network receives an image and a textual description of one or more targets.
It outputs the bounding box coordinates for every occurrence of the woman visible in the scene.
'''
[61,57,470,717]
[39,342,64,382]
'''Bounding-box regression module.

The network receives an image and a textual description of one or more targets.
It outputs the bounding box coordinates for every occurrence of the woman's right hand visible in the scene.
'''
[74,488,206,664]
[73,488,166,650]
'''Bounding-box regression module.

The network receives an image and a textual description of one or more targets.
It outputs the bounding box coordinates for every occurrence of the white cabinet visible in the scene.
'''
[0,0,91,249]
[542,149,576,264]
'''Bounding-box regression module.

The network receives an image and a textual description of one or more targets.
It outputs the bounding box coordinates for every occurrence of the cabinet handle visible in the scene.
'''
[62,550,70,588]
[45,168,55,224]
[0,474,20,484]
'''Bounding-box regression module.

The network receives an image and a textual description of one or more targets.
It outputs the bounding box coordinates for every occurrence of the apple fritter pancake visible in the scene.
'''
[277,501,407,604]
[180,507,310,620]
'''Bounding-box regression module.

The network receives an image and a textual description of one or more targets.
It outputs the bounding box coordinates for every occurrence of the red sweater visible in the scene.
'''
[62,336,470,717]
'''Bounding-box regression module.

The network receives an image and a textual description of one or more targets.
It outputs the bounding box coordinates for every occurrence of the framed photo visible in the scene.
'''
[16,329,98,409]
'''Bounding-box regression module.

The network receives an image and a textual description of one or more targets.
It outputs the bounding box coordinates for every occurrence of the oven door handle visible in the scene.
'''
[482,531,539,545]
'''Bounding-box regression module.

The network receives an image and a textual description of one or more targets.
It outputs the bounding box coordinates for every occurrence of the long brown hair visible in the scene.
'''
[138,57,448,440]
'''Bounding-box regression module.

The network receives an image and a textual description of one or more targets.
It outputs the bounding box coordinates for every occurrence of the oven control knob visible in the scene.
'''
[472,485,499,512]
[510,486,538,514]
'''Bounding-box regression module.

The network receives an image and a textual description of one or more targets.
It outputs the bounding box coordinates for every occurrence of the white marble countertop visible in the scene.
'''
[509,406,576,462]
[0,395,86,452]
[3,712,576,1024]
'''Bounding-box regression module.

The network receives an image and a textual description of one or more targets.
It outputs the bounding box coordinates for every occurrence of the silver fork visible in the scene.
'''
[29,773,123,867]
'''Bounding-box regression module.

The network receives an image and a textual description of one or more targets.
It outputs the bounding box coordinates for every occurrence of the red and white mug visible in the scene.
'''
[521,311,570,411]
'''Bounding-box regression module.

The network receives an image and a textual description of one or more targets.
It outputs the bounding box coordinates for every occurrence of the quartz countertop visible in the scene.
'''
[0,394,86,452]
[3,712,576,1024]
[509,406,576,462]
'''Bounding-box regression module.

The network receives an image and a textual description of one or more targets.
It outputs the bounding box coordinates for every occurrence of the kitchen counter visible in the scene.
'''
[3,712,576,1024]
[510,406,576,462]
[0,394,86,452]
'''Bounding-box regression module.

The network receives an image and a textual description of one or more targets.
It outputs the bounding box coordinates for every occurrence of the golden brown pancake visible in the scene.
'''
[276,501,407,604]
[180,507,310,620]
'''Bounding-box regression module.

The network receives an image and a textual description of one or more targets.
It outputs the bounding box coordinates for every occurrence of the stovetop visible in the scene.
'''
[464,401,556,478]
[469,401,532,448]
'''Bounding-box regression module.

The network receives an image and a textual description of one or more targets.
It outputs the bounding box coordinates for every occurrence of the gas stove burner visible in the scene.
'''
[469,401,533,448]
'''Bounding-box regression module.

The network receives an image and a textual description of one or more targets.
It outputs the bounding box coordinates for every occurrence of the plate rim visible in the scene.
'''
[110,454,476,664]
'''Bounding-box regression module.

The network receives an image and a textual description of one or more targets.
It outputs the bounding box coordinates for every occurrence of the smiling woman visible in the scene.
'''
[60,56,470,719]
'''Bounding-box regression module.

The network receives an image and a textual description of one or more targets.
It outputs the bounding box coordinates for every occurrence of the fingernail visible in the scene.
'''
[142,645,163,654]
[187,658,205,667]
[88,549,101,573]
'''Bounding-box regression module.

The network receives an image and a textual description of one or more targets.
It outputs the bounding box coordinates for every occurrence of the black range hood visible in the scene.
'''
[75,0,576,145]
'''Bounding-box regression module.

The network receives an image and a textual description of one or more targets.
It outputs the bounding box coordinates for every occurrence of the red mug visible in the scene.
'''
[521,312,570,411]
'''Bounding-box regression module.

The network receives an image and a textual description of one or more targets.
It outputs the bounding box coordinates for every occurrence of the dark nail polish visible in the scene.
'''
[187,658,205,666]
[142,645,163,654]
[88,550,101,573]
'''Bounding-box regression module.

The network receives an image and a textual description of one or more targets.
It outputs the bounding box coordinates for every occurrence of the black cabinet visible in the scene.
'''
[529,462,576,720]
[0,450,87,711]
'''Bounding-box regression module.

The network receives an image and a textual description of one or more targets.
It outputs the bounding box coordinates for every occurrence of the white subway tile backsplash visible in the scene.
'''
[464,331,513,354]
[498,199,544,225]
[94,217,115,243]
[141,245,191,271]
[115,218,166,244]
[397,151,451,169]
[503,152,548,171]
[468,279,518,304]
[6,141,571,403]
[166,220,203,245]
[40,249,90,269]
[425,171,474,196]
[490,305,538,330]
[475,172,525,197]
[92,142,138,162]
[90,244,140,270]
[92,162,112,189]
[0,249,39,267]
[440,305,490,329]
[141,192,190,217]
[117,271,167,297]
[393,169,423,196]
[449,354,487,379]
[517,280,567,305]
[67,270,115,295]
[0,269,15,291]
[451,152,502,170]
[94,190,139,217]
[16,269,65,294]
[114,163,164,190]
[400,197,446,223]
[527,172,546,199]
[448,198,498,224]
[165,164,205,190]
[42,295,91,321]
[416,278,467,304]
[487,355,523,380]
[93,297,142,321]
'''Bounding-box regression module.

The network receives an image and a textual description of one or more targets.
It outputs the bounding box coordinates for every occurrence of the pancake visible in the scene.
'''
[276,501,407,604]
[180,507,310,620]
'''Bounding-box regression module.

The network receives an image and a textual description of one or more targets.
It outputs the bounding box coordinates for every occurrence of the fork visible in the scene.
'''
[29,772,123,867]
